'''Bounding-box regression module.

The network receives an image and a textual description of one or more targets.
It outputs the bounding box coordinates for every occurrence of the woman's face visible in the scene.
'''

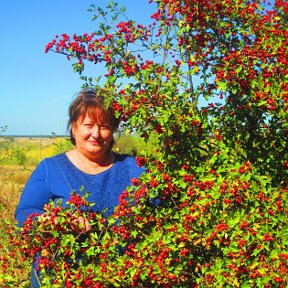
[72,112,114,160]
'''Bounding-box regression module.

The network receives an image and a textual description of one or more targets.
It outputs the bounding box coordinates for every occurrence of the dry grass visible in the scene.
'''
[0,165,34,220]
[0,136,69,220]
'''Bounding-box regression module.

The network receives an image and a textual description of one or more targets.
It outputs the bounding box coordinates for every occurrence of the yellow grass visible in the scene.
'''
[0,137,61,220]
[0,165,34,220]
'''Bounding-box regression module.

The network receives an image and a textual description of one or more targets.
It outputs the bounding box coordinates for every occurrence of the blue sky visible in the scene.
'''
[0,0,155,136]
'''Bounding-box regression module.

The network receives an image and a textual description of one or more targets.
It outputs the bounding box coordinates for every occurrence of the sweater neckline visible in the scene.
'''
[62,152,118,176]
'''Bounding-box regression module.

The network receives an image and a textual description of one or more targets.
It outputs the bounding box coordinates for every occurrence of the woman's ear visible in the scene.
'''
[71,123,77,137]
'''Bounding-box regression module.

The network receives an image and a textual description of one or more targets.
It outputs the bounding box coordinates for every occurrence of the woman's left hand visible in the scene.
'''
[71,216,91,233]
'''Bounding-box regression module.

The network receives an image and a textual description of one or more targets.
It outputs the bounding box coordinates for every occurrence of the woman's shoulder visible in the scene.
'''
[40,152,66,163]
[36,153,68,170]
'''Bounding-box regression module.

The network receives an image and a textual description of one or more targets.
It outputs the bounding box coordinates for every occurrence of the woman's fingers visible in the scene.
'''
[72,216,91,232]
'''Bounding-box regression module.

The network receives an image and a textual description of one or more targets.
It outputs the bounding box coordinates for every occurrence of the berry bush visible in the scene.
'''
[1,0,287,287]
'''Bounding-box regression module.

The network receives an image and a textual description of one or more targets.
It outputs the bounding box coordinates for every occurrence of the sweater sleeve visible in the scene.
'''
[15,159,53,227]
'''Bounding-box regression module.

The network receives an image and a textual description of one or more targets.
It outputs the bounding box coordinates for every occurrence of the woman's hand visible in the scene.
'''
[71,216,92,233]
[40,204,92,233]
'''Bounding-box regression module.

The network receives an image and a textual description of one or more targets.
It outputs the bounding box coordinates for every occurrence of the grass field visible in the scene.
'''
[0,137,68,222]
[0,165,34,220]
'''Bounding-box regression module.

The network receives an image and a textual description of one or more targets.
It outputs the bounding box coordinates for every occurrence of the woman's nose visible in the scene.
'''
[91,125,100,137]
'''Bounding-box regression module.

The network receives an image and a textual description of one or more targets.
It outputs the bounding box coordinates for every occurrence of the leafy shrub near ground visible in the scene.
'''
[0,206,30,287]
[3,157,287,287]
[0,140,27,165]
[1,0,288,287]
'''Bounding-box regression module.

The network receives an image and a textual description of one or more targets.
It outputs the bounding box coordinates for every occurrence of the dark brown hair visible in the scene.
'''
[67,88,120,148]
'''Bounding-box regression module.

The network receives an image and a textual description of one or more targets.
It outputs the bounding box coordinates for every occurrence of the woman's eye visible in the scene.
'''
[100,125,110,130]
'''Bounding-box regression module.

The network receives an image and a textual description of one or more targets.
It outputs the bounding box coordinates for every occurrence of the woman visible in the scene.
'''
[15,88,145,287]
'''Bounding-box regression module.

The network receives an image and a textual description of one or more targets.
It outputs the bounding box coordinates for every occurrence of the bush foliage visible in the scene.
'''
[1,0,287,287]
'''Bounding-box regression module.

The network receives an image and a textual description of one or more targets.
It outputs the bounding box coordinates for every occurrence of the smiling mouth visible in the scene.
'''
[88,140,101,145]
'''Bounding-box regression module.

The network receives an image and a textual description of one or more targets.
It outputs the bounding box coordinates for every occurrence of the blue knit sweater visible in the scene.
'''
[15,152,144,227]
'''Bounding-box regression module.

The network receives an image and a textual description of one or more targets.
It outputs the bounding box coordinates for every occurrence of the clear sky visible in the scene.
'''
[0,0,155,136]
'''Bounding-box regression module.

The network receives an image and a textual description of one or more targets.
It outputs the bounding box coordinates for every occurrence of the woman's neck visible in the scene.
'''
[66,149,114,174]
